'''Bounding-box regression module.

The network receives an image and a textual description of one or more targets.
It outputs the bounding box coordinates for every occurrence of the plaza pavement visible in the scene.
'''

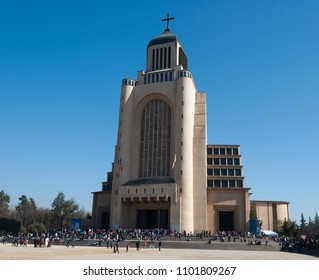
[0,243,318,260]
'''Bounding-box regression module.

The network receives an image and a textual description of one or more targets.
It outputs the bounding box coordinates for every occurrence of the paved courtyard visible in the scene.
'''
[1,243,318,260]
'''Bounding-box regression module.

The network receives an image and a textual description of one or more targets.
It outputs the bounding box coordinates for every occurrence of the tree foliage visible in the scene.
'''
[28,222,47,234]
[0,218,21,235]
[298,212,319,238]
[300,213,307,231]
[51,192,80,229]
[278,219,298,238]
[0,190,10,218]
[15,195,37,226]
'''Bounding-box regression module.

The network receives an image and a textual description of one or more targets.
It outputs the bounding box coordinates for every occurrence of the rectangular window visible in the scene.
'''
[226,148,232,155]
[214,180,220,188]
[229,180,235,188]
[207,158,212,165]
[222,180,228,188]
[207,168,213,176]
[164,47,167,68]
[233,148,239,155]
[235,169,241,176]
[160,48,163,69]
[214,169,220,176]
[214,158,220,165]
[207,180,213,187]
[228,169,234,176]
[213,148,219,155]
[152,49,155,71]
[237,180,243,188]
[220,148,225,155]
[156,49,159,70]
[227,158,233,165]
[168,47,171,67]
[234,158,240,165]
[221,158,226,165]
[221,169,227,176]
[207,147,212,154]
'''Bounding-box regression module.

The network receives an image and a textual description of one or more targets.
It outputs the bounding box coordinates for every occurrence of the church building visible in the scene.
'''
[92,17,289,233]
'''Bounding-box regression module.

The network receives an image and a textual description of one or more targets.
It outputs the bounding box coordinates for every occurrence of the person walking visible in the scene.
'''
[115,241,119,253]
[158,241,162,251]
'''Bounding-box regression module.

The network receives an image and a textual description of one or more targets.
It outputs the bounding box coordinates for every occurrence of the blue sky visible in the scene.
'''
[0,0,318,224]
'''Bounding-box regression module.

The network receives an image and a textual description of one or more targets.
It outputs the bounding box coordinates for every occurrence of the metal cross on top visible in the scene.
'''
[162,13,175,30]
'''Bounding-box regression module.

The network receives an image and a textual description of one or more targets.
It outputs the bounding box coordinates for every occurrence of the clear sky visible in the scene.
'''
[1,0,318,224]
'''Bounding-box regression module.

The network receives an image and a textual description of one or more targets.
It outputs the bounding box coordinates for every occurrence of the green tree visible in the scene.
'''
[279,219,298,238]
[34,207,54,231]
[51,192,79,229]
[28,222,47,235]
[299,213,307,232]
[0,190,10,218]
[249,208,257,220]
[19,225,27,233]
[308,216,314,226]
[314,212,319,224]
[0,218,21,235]
[15,195,37,227]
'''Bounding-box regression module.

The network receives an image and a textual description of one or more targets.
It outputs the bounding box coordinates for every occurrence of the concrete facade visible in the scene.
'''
[92,26,289,233]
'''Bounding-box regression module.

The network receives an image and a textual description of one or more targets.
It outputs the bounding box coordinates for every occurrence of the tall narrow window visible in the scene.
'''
[160,48,163,69]
[164,47,167,68]
[152,49,155,71]
[156,49,159,70]
[139,99,172,177]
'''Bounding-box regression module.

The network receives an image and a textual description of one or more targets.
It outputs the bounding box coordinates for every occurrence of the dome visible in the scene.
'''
[147,29,179,47]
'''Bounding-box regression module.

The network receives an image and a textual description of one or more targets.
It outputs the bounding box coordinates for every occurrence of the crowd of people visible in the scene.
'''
[1,228,318,255]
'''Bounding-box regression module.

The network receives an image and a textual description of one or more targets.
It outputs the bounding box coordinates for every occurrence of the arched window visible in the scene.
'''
[139,99,172,177]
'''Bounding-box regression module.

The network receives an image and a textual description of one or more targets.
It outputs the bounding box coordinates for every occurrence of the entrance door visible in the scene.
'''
[219,211,234,231]
[101,211,110,229]
[136,209,169,229]
[136,210,158,229]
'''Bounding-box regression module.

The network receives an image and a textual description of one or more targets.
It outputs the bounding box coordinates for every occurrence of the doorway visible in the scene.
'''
[219,211,234,231]
[136,209,168,229]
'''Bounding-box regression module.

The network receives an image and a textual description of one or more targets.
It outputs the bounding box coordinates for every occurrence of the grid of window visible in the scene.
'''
[143,70,174,85]
[208,168,242,177]
[208,179,243,188]
[206,146,244,189]
[139,99,172,177]
[211,157,240,166]
[208,147,239,155]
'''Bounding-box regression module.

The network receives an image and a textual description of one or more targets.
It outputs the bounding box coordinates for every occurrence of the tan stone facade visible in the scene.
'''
[251,200,290,232]
[92,27,289,233]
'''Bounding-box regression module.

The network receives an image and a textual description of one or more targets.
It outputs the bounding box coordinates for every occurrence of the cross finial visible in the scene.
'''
[162,13,175,30]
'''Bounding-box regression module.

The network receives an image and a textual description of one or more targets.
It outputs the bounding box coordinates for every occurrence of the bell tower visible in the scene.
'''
[108,15,207,233]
